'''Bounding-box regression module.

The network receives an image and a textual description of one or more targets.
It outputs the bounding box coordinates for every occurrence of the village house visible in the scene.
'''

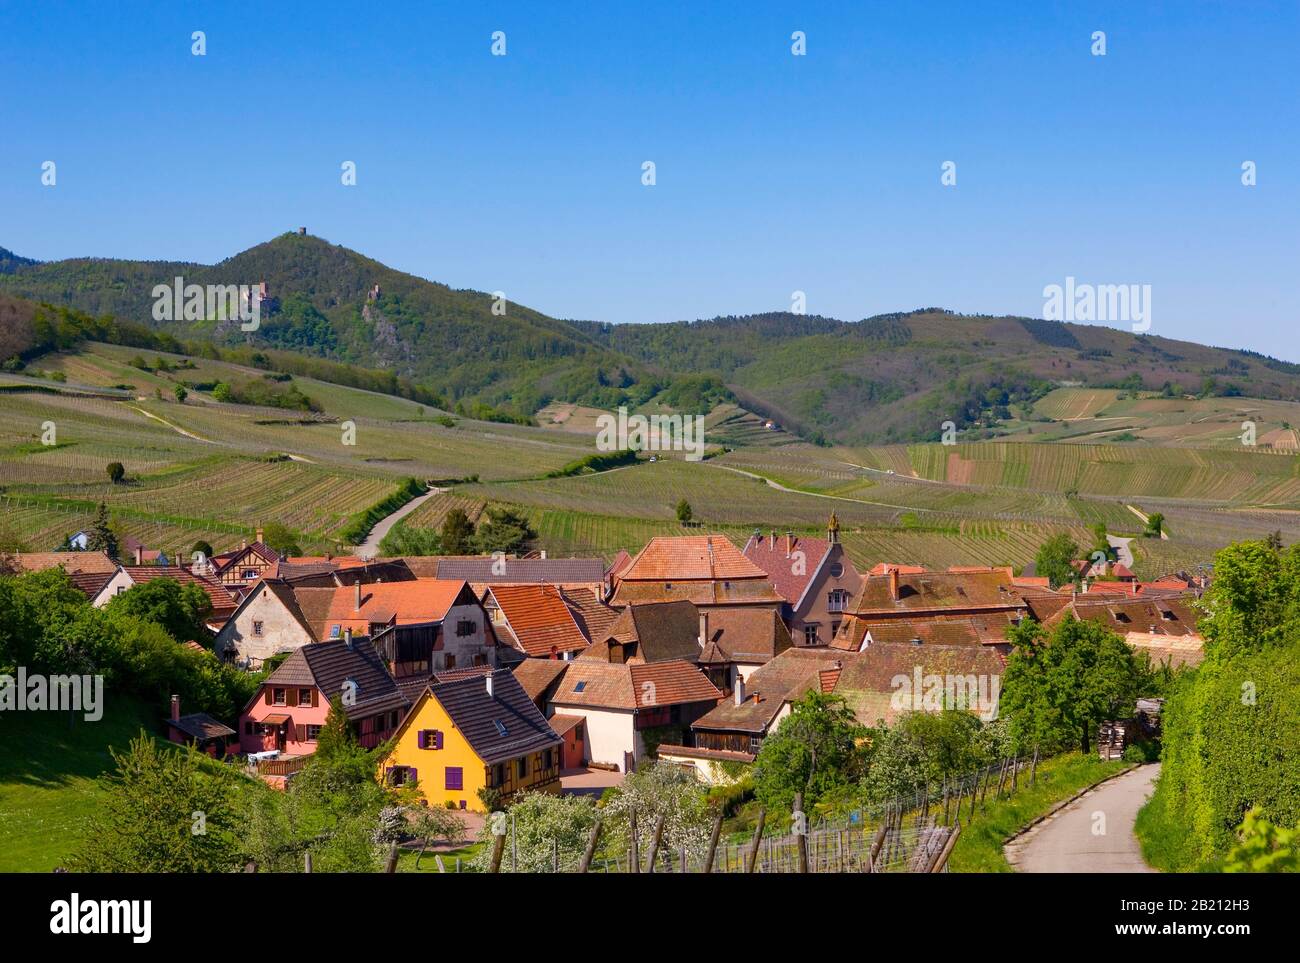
[215,577,492,669]
[92,565,240,632]
[403,555,608,598]
[381,669,563,810]
[546,658,722,772]
[1045,594,1204,670]
[164,693,237,758]
[14,550,117,576]
[209,531,281,588]
[238,633,408,762]
[742,516,864,647]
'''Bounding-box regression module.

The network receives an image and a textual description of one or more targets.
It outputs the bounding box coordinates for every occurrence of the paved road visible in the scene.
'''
[353,488,443,557]
[1007,765,1160,873]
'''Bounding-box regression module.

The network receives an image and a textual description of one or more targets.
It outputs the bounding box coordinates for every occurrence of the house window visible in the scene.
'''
[456,619,475,637]
[829,562,844,578]
[243,569,258,580]
[388,766,412,786]
[492,763,506,786]
[298,688,312,705]
[305,725,322,741]
[574,681,587,693]
[828,590,846,613]
[831,621,840,639]
[803,625,818,646]
[329,625,341,638]
[244,721,255,735]
[252,620,264,637]
[543,748,554,770]
[272,688,286,706]
[517,757,528,779]
[444,654,456,670]
[445,767,464,791]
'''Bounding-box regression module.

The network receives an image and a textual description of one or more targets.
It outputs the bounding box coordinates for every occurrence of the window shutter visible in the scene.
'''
[287,689,298,707]
[435,730,444,750]
[264,688,272,705]
[409,767,418,785]
[417,730,427,749]
[311,688,319,707]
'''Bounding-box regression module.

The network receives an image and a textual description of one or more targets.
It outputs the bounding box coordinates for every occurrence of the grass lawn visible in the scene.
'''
[948,753,1128,873]
[0,694,159,871]
[396,841,485,873]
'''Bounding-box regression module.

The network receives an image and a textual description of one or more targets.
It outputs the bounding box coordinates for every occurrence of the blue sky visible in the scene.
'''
[2,2,1297,357]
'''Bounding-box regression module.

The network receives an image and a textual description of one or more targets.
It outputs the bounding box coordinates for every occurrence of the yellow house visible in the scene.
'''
[382,668,563,811]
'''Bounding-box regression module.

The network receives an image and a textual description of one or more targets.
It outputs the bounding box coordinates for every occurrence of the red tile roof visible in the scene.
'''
[315,579,468,638]
[118,566,239,612]
[487,584,589,657]
[619,535,769,582]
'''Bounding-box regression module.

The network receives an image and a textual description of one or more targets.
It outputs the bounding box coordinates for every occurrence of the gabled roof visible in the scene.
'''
[314,579,471,639]
[511,658,571,705]
[486,584,589,657]
[1047,595,1201,638]
[562,587,620,642]
[551,659,720,710]
[698,607,792,664]
[213,541,280,573]
[867,563,927,576]
[115,566,239,612]
[167,712,236,742]
[611,577,784,607]
[416,669,561,765]
[260,637,407,716]
[66,570,115,599]
[694,649,840,734]
[13,551,116,575]
[742,532,836,607]
[582,600,702,664]
[617,535,769,582]
[832,613,1022,652]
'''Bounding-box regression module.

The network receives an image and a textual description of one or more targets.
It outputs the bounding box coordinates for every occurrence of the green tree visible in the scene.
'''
[174,383,187,403]
[1001,615,1149,754]
[470,792,599,873]
[752,691,867,810]
[675,499,693,524]
[106,461,125,484]
[601,761,712,865]
[1222,807,1300,873]
[85,502,119,561]
[315,696,355,759]
[104,577,213,643]
[378,523,441,556]
[212,382,232,403]
[190,539,215,561]
[1145,512,1165,538]
[471,506,536,555]
[1034,533,1079,589]
[68,733,237,872]
[440,508,476,555]
[259,521,301,557]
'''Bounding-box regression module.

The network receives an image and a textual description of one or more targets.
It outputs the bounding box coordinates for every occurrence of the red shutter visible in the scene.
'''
[311,688,319,707]
[263,688,272,705]
[287,689,298,707]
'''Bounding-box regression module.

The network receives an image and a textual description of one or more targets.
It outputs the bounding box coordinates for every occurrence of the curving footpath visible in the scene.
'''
[1006,764,1160,873]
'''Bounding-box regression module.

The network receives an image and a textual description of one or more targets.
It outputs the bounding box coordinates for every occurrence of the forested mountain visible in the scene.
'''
[4,234,1298,444]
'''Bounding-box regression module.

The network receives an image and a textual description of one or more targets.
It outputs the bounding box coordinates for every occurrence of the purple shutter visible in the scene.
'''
[417,730,427,749]
[435,730,444,750]
[408,767,417,785]
[445,766,463,790]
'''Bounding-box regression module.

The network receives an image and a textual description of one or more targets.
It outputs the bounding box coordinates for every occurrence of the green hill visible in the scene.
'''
[5,235,1300,444]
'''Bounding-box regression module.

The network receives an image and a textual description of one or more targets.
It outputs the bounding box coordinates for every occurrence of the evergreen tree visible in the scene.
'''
[440,508,476,555]
[315,696,355,759]
[86,502,119,561]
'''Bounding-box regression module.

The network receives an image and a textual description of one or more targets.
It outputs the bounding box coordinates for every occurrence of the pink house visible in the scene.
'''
[238,633,409,760]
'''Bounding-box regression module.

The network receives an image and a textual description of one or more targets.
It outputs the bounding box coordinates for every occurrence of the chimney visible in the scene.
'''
[486,673,495,699]
[170,694,180,722]
[770,529,776,548]
[889,567,900,602]
[785,531,793,558]
[344,628,353,649]
[134,546,143,565]
[354,581,362,612]
[698,610,710,646]
[540,550,547,560]
[241,538,248,550]
[733,675,746,706]
[256,527,264,545]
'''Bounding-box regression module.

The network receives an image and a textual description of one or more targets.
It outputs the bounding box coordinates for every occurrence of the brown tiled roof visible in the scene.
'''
[552,659,719,710]
[1124,632,1204,670]
[167,712,236,741]
[261,637,408,716]
[832,614,1021,652]
[587,600,702,664]
[693,649,840,734]
[213,541,280,573]
[742,532,834,607]
[487,584,589,657]
[562,587,620,642]
[832,642,1006,728]
[419,669,561,765]
[850,570,1027,616]
[699,607,792,663]
[657,744,755,763]
[867,563,927,576]
[611,577,784,608]
[548,713,585,737]
[1047,595,1201,638]
[67,570,114,599]
[13,551,116,575]
[618,535,769,582]
[511,658,571,703]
